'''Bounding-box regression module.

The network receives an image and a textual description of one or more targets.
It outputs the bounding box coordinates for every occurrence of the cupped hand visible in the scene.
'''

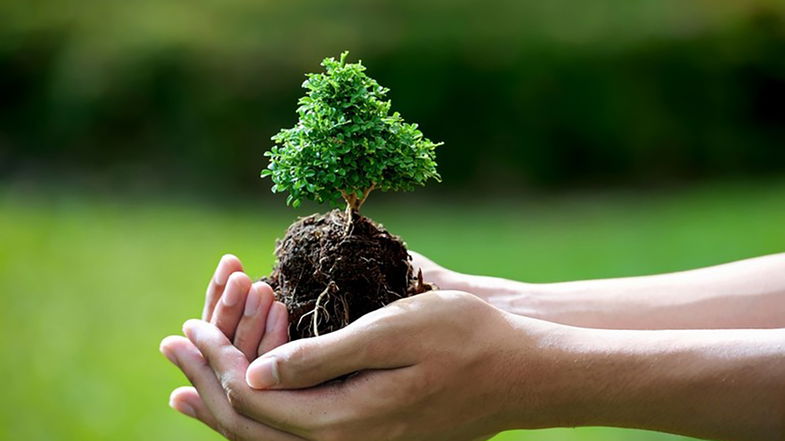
[200,254,290,360]
[164,289,574,441]
[163,254,293,438]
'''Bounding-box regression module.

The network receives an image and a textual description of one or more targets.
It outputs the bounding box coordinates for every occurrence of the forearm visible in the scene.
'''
[554,327,785,441]
[456,253,785,329]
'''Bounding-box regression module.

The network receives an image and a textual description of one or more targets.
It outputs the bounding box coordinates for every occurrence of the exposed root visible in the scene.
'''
[261,209,432,340]
[311,281,338,336]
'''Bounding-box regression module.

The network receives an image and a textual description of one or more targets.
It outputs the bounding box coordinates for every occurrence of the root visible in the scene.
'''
[265,209,433,340]
[310,282,337,337]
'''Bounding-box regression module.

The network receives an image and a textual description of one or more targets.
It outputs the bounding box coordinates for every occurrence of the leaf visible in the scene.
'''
[261,51,442,209]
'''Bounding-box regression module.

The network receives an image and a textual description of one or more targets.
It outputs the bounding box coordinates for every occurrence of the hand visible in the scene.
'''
[163,290,579,441]
[162,254,785,441]
[409,251,529,308]
[199,254,290,360]
[163,254,293,439]
[408,250,468,291]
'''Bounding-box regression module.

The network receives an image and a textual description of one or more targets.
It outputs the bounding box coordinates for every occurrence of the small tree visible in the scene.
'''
[262,51,442,214]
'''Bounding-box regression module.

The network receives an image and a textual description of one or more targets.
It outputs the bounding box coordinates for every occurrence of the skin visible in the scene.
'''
[410,251,785,329]
[161,253,785,441]
[200,255,289,361]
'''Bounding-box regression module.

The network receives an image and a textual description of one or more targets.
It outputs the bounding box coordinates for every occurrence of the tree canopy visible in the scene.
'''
[262,52,441,211]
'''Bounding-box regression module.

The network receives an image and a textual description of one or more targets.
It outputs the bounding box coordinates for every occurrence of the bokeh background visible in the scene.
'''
[1,1,784,440]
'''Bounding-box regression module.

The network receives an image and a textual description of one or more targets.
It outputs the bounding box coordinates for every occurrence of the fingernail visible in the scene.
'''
[223,282,240,307]
[172,399,196,418]
[162,349,178,366]
[182,320,200,341]
[266,302,283,333]
[160,338,179,366]
[214,257,231,286]
[246,357,280,389]
[244,288,261,317]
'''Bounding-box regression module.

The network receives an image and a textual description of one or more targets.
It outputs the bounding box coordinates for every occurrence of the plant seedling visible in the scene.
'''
[263,51,441,213]
[260,52,442,339]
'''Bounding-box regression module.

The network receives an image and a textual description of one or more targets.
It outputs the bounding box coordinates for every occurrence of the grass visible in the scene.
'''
[1,180,783,441]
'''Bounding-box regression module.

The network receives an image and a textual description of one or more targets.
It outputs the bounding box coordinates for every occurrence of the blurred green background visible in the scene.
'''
[1,0,784,440]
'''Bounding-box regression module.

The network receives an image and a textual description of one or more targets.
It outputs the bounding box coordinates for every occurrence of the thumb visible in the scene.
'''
[245,318,411,390]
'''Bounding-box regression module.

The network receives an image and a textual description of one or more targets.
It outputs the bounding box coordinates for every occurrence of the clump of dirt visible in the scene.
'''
[262,209,432,340]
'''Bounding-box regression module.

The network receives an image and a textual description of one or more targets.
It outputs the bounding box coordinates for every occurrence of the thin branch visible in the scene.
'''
[340,190,352,206]
[357,182,376,210]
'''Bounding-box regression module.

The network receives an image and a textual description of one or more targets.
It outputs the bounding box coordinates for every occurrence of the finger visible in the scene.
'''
[203,254,244,321]
[160,335,303,441]
[180,321,252,395]
[161,335,245,419]
[246,309,413,390]
[234,282,275,361]
[258,301,290,356]
[211,272,252,340]
[183,319,336,431]
[169,386,220,431]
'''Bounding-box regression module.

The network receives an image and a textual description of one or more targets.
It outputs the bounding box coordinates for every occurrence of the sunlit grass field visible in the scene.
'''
[1,180,783,441]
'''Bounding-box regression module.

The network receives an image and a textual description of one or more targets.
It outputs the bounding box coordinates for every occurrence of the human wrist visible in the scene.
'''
[453,273,537,307]
[549,328,647,428]
[495,322,658,431]
[463,276,573,323]
[489,280,626,328]
[486,317,598,430]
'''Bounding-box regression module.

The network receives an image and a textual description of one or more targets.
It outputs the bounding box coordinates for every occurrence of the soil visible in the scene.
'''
[262,209,433,340]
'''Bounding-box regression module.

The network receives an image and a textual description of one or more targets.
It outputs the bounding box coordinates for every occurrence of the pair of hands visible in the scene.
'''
[160,254,562,441]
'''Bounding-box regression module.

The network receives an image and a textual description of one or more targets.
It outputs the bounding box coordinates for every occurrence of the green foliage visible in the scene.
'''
[262,52,441,210]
